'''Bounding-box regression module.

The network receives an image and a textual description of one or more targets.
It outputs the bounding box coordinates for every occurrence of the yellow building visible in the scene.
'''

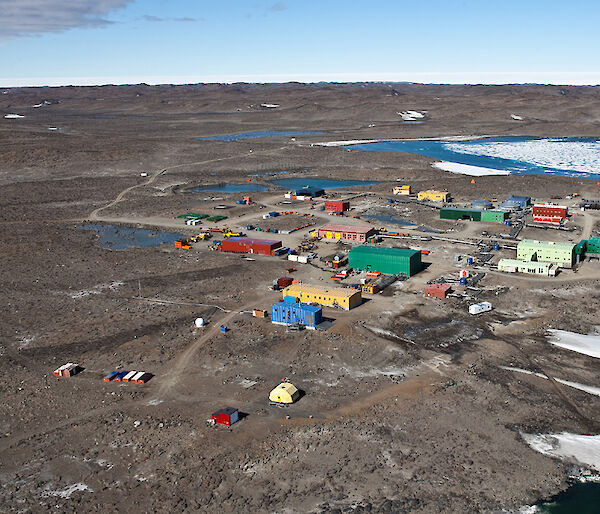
[393,185,411,195]
[417,190,449,202]
[282,284,362,310]
[362,283,379,295]
[269,382,300,404]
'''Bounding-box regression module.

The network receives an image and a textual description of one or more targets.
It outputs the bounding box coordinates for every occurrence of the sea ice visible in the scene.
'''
[444,138,600,174]
[432,161,511,176]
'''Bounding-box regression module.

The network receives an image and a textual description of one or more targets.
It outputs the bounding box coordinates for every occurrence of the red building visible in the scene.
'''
[220,237,282,255]
[317,223,376,242]
[533,215,563,226]
[212,407,239,426]
[532,203,568,219]
[324,201,350,212]
[424,283,452,299]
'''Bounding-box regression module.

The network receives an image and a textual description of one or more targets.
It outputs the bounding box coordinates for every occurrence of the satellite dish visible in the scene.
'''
[194,317,205,328]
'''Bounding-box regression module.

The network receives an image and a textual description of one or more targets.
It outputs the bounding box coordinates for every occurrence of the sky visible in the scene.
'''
[1,0,600,87]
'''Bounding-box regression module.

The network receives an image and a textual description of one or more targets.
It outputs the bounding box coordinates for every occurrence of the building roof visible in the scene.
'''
[271,382,298,395]
[533,203,566,208]
[318,223,375,234]
[419,189,447,194]
[518,239,575,250]
[226,237,281,245]
[425,283,452,291]
[291,186,324,196]
[507,195,530,201]
[349,246,421,257]
[273,301,322,313]
[498,258,552,269]
[284,284,360,298]
[212,407,238,417]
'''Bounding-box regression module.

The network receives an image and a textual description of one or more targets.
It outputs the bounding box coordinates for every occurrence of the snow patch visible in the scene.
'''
[70,281,124,299]
[547,329,600,359]
[444,139,600,174]
[522,432,600,472]
[433,161,511,176]
[43,482,91,498]
[398,110,426,121]
[4,113,24,119]
[500,366,600,397]
[260,103,279,108]
[511,114,523,120]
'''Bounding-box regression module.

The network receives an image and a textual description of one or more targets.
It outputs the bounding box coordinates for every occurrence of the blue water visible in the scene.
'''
[362,214,416,227]
[197,130,323,141]
[346,136,600,180]
[536,482,600,513]
[191,183,268,193]
[80,224,183,250]
[272,177,378,190]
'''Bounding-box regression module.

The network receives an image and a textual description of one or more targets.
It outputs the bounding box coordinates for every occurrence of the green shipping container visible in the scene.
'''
[348,246,422,277]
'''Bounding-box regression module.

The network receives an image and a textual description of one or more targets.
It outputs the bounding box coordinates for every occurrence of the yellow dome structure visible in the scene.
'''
[269,382,300,404]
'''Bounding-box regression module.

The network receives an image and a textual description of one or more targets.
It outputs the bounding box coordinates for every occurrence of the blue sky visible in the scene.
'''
[1,0,599,86]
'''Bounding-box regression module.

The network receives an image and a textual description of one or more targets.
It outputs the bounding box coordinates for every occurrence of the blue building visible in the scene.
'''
[500,195,531,210]
[271,298,323,329]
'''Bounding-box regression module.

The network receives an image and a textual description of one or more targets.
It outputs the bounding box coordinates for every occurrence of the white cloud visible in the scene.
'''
[0,0,133,38]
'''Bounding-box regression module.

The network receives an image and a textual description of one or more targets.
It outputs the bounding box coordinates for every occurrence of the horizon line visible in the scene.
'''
[2,72,600,89]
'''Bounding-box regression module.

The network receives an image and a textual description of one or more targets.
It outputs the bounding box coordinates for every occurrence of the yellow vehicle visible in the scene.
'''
[223,231,243,238]
[190,232,211,242]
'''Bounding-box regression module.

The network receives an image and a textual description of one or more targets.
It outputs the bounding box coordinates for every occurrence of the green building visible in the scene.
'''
[481,210,509,223]
[587,237,600,254]
[516,239,576,268]
[348,246,422,277]
[440,208,508,223]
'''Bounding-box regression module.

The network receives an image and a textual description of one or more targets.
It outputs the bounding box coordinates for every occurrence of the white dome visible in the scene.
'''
[194,317,205,328]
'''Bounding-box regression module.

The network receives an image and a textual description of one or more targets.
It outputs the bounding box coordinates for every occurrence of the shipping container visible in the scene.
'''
[348,246,421,276]
[277,277,294,288]
[123,371,137,382]
[212,407,239,426]
[219,237,282,255]
[469,302,493,315]
[114,371,129,381]
[104,371,119,382]
[131,371,145,382]
[136,373,153,384]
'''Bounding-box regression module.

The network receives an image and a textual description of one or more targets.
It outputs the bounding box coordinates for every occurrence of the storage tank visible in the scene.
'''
[195,317,205,328]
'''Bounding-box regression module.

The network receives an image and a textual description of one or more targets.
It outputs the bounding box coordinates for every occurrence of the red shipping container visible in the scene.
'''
[424,283,451,299]
[220,237,282,255]
[277,277,294,288]
[324,201,350,212]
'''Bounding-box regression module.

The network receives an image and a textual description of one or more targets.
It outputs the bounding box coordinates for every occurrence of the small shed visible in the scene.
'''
[212,407,239,426]
[424,283,451,299]
[53,363,80,377]
[269,382,300,404]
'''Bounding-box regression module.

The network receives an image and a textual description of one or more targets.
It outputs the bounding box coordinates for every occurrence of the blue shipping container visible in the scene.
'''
[271,301,323,329]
